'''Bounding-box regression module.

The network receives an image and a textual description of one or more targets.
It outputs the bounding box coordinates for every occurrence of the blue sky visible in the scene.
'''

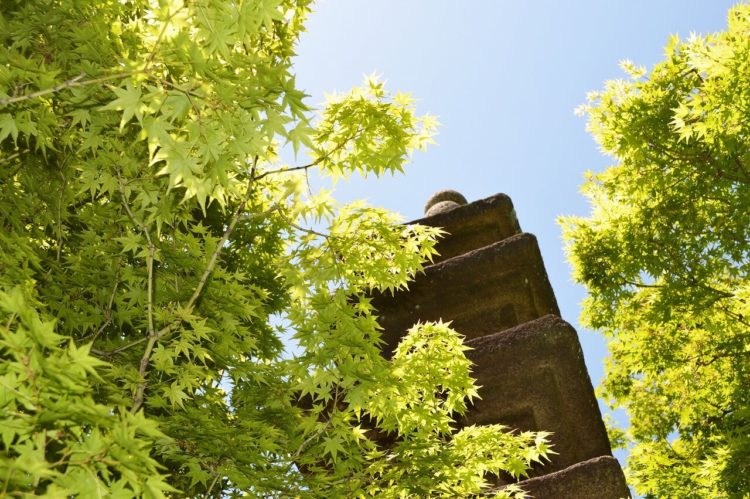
[288,0,739,471]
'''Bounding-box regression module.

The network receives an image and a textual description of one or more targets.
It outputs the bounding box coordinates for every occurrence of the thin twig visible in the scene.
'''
[91,266,121,344]
[0,149,28,167]
[205,468,222,497]
[0,72,140,108]
[253,160,319,181]
[289,221,329,239]
[185,179,255,312]
[304,167,313,196]
[623,279,664,289]
[144,5,186,68]
[116,177,155,336]
[292,383,340,462]
[92,335,147,357]
[117,175,157,412]
[158,78,205,100]
[0,4,183,110]
[129,159,258,411]
[92,163,289,360]
[56,173,68,262]
[253,133,357,181]
[0,73,85,107]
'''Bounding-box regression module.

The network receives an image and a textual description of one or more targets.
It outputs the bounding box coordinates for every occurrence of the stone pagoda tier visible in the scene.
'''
[371,191,630,498]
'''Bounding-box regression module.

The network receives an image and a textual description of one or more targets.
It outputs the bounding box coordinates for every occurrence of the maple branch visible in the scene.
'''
[90,265,121,344]
[0,73,86,107]
[623,279,664,289]
[719,306,750,328]
[127,160,261,411]
[184,164,259,313]
[143,4,187,69]
[92,201,282,359]
[55,170,69,262]
[116,178,155,338]
[289,221,329,239]
[291,384,340,462]
[253,131,360,181]
[91,335,147,357]
[731,153,750,182]
[0,72,140,108]
[205,469,223,497]
[0,149,28,167]
[691,349,750,368]
[253,159,321,181]
[117,175,157,412]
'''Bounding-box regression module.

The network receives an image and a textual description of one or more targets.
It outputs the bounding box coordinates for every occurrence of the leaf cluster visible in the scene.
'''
[0,0,549,497]
[561,5,750,497]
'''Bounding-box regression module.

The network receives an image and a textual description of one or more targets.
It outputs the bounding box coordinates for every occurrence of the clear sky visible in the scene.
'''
[288,0,739,472]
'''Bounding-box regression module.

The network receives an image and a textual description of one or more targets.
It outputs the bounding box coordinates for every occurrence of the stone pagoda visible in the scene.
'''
[371,190,630,498]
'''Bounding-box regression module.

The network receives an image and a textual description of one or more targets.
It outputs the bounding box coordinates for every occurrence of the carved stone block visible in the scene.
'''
[501,456,631,499]
[372,233,560,355]
[462,315,612,474]
[410,193,521,263]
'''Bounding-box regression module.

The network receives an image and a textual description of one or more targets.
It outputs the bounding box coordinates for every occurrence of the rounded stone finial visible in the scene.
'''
[424,190,468,217]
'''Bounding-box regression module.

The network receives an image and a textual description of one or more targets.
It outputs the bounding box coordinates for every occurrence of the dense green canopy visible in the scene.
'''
[562,4,750,497]
[0,1,549,497]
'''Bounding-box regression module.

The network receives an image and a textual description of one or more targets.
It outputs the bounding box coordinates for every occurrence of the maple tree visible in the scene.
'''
[562,4,750,497]
[0,1,549,497]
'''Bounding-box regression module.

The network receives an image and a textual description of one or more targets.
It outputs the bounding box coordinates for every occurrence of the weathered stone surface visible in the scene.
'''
[503,456,631,499]
[411,193,521,263]
[423,189,468,215]
[425,200,462,217]
[297,190,627,495]
[372,233,559,355]
[462,315,611,475]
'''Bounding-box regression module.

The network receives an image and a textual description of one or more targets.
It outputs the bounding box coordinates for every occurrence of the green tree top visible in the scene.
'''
[561,4,750,497]
[0,1,549,497]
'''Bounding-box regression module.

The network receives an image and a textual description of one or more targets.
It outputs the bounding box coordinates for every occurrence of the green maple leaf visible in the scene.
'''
[0,113,20,144]
[100,83,144,130]
[322,435,345,463]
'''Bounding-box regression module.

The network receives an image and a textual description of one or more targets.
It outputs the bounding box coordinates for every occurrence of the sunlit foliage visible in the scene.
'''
[0,1,549,496]
[562,5,750,497]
